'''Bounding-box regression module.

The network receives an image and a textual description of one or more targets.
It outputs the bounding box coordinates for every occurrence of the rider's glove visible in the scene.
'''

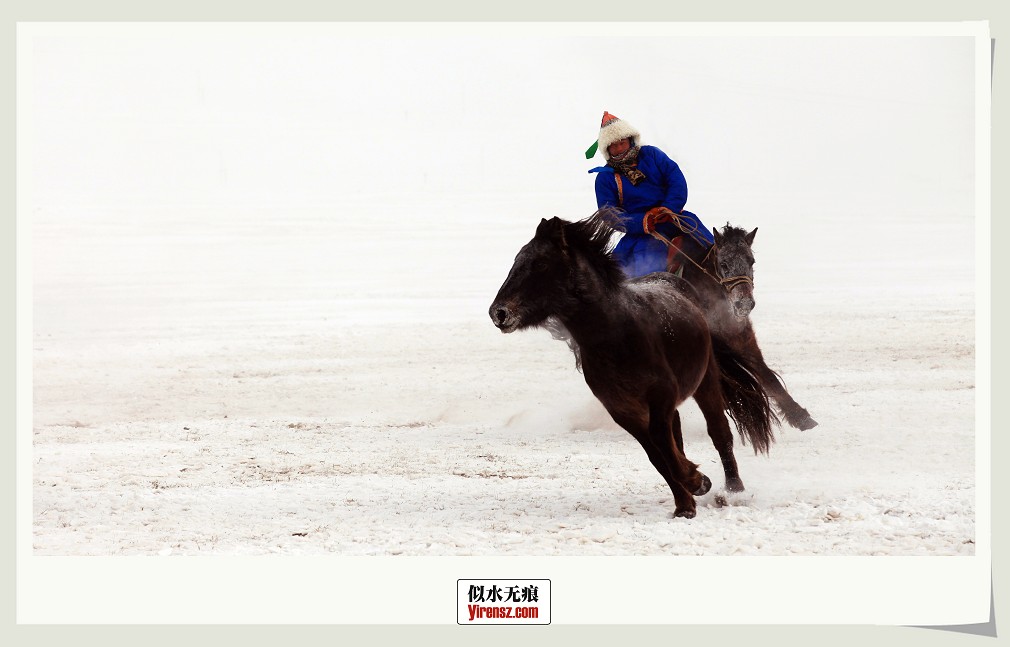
[643,207,677,235]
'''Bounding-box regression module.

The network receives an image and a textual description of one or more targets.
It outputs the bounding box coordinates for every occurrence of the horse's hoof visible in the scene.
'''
[788,409,818,430]
[694,473,712,496]
[796,416,818,431]
[726,477,745,493]
[674,508,697,519]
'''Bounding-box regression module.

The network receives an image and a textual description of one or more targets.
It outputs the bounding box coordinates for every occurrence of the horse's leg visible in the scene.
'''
[661,407,711,497]
[611,404,704,518]
[667,410,711,495]
[671,410,684,454]
[632,432,699,518]
[646,398,710,518]
[693,358,745,492]
[735,324,818,431]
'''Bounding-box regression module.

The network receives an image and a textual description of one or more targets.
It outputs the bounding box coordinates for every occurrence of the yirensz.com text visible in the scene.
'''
[466,605,539,621]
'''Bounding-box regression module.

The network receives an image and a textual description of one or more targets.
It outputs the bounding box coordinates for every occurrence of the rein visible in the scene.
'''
[612,169,751,293]
[647,228,753,293]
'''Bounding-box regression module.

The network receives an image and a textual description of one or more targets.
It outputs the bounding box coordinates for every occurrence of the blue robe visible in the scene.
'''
[590,145,713,278]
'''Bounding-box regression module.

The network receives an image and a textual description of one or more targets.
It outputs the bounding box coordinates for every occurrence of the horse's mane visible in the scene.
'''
[562,207,627,289]
[719,223,751,245]
[542,207,628,372]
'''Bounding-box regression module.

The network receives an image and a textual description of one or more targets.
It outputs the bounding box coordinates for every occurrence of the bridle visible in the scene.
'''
[647,229,753,294]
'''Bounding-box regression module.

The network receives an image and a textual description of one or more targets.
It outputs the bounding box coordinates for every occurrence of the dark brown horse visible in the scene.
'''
[670,224,818,430]
[489,210,777,518]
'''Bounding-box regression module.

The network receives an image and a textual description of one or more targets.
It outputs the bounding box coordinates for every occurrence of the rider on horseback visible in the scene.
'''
[586,111,713,278]
[583,113,818,431]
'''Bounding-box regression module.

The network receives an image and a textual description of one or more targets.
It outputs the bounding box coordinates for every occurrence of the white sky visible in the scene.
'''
[25,24,975,217]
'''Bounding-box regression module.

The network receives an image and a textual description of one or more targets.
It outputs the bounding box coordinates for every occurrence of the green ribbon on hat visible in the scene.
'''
[585,140,599,159]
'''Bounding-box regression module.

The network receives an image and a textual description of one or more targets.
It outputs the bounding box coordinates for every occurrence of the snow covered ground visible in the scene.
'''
[30,196,976,556]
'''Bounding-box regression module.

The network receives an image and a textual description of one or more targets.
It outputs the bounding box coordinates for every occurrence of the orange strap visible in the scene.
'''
[614,173,623,207]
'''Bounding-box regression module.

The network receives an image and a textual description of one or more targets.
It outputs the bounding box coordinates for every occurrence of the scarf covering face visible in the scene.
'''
[607,145,646,185]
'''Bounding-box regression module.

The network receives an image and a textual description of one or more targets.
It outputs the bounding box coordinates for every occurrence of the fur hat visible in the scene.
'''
[585,111,642,160]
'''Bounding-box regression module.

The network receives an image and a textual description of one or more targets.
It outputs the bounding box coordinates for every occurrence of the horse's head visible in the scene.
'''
[712,225,758,319]
[489,216,576,333]
[490,210,623,333]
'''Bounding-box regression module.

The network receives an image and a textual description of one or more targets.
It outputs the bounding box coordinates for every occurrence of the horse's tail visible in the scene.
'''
[710,335,778,454]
